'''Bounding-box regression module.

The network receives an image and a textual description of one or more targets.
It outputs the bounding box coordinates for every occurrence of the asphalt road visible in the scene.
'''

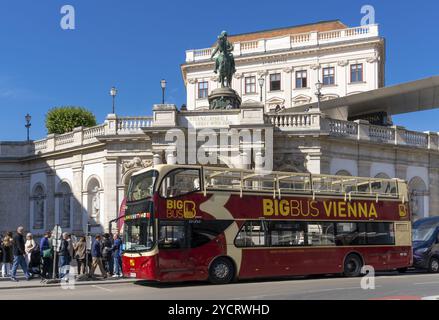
[2,271,439,300]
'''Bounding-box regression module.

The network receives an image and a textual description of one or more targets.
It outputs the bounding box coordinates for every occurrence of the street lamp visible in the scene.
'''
[25,113,31,142]
[315,81,323,110]
[160,79,167,104]
[258,76,265,103]
[110,86,117,114]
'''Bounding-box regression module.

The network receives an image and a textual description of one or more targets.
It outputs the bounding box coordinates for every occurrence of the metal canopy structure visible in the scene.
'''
[281,76,439,118]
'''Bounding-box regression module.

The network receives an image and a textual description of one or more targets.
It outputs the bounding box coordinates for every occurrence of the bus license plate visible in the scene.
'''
[130,272,136,278]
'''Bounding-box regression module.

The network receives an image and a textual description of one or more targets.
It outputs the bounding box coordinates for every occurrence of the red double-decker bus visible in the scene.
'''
[122,165,412,284]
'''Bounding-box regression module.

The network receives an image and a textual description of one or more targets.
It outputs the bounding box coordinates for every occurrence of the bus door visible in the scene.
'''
[157,220,195,280]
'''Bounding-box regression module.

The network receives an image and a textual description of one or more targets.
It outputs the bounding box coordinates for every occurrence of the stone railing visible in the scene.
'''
[267,112,436,150]
[186,24,379,62]
[17,115,154,156]
[117,116,153,134]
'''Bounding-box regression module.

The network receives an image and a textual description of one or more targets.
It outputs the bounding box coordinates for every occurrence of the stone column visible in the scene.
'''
[45,169,56,231]
[72,163,84,233]
[103,157,118,232]
[428,166,439,217]
[283,67,293,109]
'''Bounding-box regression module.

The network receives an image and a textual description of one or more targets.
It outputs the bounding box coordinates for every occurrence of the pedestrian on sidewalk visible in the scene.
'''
[24,233,36,266]
[74,236,87,275]
[10,226,30,282]
[58,232,71,279]
[102,233,113,277]
[111,233,123,277]
[40,231,53,279]
[1,232,13,278]
[90,234,107,279]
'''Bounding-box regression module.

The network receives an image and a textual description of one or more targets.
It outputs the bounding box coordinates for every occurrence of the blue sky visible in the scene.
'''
[1,0,439,141]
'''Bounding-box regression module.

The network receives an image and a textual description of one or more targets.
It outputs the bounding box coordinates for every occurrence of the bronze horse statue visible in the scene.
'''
[211,31,236,88]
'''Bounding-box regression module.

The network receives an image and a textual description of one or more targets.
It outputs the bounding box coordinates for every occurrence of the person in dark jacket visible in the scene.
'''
[58,232,71,278]
[10,226,30,281]
[90,235,107,278]
[101,233,113,276]
[40,231,52,279]
[73,237,87,275]
[1,232,13,278]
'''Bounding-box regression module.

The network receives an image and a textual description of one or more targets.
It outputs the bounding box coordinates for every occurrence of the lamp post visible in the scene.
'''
[258,76,265,103]
[25,113,31,142]
[110,86,117,114]
[315,81,323,110]
[160,79,167,104]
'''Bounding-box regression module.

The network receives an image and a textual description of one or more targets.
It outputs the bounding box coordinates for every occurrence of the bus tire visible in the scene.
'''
[428,257,439,273]
[208,257,235,284]
[343,254,363,277]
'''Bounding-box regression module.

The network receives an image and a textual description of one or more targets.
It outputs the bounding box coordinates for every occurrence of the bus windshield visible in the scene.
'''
[127,170,158,201]
[124,218,154,252]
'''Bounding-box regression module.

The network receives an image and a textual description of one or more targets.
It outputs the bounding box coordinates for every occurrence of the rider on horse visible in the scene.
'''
[211,31,236,87]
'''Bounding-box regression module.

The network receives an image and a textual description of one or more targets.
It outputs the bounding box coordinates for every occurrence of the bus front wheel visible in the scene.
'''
[208,257,235,284]
[343,254,363,277]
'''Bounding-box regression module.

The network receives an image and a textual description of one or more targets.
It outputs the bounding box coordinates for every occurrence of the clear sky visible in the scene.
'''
[1,0,439,141]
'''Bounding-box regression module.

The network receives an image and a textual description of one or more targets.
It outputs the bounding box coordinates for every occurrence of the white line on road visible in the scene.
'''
[91,285,113,292]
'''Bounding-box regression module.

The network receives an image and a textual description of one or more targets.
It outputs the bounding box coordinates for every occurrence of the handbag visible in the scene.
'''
[42,248,52,258]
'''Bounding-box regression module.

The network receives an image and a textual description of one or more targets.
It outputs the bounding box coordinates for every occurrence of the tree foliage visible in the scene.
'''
[45,106,97,134]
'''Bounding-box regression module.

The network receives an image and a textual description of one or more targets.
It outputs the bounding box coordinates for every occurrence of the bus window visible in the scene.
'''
[366,223,395,245]
[235,221,268,247]
[335,223,366,246]
[269,221,306,247]
[190,220,233,248]
[127,170,158,201]
[307,222,335,246]
[158,222,187,249]
[160,169,201,198]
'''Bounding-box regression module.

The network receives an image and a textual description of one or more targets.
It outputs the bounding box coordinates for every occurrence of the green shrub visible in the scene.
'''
[45,106,97,134]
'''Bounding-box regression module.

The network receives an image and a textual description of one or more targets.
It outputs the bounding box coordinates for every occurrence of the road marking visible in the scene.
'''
[91,285,113,292]
[414,281,439,285]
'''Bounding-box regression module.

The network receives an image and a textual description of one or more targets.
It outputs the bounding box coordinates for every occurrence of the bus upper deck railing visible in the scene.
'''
[201,167,404,200]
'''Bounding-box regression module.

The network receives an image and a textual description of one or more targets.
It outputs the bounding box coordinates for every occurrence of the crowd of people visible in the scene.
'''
[0,226,124,282]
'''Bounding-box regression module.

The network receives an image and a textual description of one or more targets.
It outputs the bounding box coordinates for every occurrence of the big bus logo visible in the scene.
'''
[398,204,407,217]
[166,200,197,219]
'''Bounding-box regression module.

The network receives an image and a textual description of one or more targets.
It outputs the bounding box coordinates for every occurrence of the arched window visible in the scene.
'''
[58,182,72,229]
[32,185,45,230]
[335,170,352,177]
[408,176,428,218]
[87,178,101,223]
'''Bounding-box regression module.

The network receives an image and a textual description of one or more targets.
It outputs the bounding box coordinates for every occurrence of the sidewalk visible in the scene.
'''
[0,271,137,290]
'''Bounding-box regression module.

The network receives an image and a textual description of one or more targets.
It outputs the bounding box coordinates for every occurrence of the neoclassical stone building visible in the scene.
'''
[0,20,438,236]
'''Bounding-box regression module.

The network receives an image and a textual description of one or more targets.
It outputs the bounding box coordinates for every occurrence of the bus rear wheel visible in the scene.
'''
[208,257,235,284]
[428,257,439,273]
[343,254,363,277]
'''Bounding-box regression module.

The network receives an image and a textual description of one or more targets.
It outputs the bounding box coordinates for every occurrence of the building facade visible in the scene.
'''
[0,20,437,236]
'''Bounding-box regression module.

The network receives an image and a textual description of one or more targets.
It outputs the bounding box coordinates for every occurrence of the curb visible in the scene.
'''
[0,278,137,290]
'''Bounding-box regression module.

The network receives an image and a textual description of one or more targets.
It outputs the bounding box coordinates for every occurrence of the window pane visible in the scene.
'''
[245,76,256,93]
[235,221,268,247]
[307,222,335,246]
[190,220,233,248]
[366,223,395,245]
[323,67,335,85]
[160,169,201,198]
[198,81,208,98]
[296,71,307,88]
[269,221,306,246]
[270,73,281,91]
[158,223,186,249]
[335,222,366,246]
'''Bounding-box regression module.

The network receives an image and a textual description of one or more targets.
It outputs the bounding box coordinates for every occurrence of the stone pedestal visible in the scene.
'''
[208,87,241,110]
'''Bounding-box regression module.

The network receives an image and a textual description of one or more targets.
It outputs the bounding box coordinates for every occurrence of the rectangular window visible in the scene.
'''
[245,76,256,94]
[307,222,335,246]
[295,70,307,88]
[198,81,208,99]
[160,169,201,198]
[269,221,306,247]
[235,221,268,247]
[158,222,187,249]
[269,73,281,91]
[335,222,366,246]
[350,64,363,83]
[323,67,335,86]
[366,223,395,245]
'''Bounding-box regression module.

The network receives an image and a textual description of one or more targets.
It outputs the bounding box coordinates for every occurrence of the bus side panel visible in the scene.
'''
[122,254,158,280]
